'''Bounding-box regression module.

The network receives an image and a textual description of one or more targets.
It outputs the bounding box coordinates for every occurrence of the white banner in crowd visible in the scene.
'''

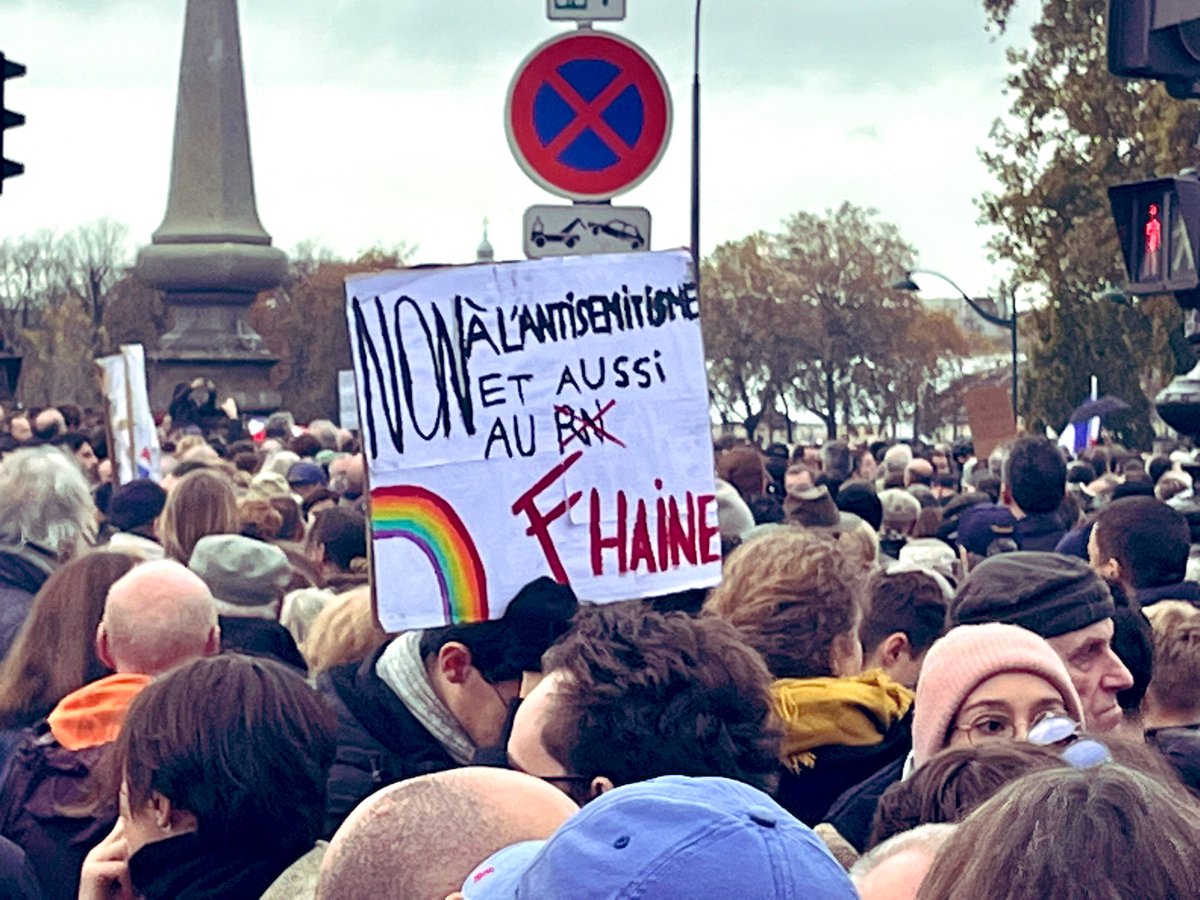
[96,344,161,484]
[346,249,719,630]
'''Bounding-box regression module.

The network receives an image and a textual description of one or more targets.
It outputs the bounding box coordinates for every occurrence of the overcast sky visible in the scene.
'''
[0,0,1035,297]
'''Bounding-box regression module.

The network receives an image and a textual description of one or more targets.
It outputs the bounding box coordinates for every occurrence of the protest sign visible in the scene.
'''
[95,344,161,483]
[346,249,719,630]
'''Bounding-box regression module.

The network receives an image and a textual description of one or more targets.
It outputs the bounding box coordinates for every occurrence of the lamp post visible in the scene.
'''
[893,269,1019,425]
[690,0,702,282]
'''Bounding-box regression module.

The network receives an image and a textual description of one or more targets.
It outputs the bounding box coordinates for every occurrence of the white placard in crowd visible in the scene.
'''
[338,368,359,431]
[346,249,719,630]
[96,344,161,484]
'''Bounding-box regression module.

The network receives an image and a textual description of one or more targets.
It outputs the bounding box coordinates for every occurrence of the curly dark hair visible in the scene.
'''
[539,601,781,797]
[703,528,864,679]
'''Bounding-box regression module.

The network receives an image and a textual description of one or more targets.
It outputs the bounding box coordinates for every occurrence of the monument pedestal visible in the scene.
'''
[149,350,280,416]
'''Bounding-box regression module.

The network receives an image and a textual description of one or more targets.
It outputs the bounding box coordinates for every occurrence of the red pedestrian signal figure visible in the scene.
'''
[1141,201,1163,281]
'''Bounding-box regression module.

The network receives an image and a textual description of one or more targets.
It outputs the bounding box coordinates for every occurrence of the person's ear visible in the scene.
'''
[880,632,912,667]
[204,624,221,657]
[588,776,614,800]
[96,624,116,671]
[1098,557,1121,583]
[438,642,474,685]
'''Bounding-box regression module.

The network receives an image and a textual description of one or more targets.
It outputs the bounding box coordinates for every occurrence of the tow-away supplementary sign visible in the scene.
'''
[523,204,651,259]
[547,0,626,21]
[506,30,672,201]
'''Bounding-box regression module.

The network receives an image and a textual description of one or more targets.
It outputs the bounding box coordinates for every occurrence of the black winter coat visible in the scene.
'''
[319,643,458,837]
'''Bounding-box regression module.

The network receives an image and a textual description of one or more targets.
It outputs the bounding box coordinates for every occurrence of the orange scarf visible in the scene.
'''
[47,672,153,750]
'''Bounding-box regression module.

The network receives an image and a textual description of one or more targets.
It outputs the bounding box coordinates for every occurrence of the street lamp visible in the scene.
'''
[893,268,1019,424]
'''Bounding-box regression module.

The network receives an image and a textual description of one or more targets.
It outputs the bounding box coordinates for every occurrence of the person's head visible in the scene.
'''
[0,550,138,728]
[507,602,780,804]
[301,586,389,676]
[327,453,365,499]
[916,766,1200,900]
[116,654,336,862]
[860,568,950,688]
[289,432,323,460]
[784,463,817,494]
[306,419,339,451]
[704,528,865,680]
[188,534,291,617]
[306,506,367,577]
[883,443,914,474]
[1002,436,1067,515]
[950,552,1134,731]
[911,623,1084,769]
[108,479,167,537]
[8,414,30,443]
[458,776,857,900]
[869,743,1065,848]
[98,560,220,675]
[716,447,767,502]
[851,824,957,900]
[836,480,883,531]
[287,460,328,500]
[0,446,95,559]
[1155,469,1193,501]
[821,440,853,482]
[32,407,65,441]
[317,768,577,900]
[264,410,295,440]
[1090,496,1190,591]
[418,577,577,749]
[59,431,99,482]
[904,458,934,488]
[1142,601,1200,728]
[158,468,239,563]
[878,489,921,535]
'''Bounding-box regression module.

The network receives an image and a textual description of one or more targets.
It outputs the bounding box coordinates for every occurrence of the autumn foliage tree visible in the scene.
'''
[976,0,1194,445]
[703,203,973,439]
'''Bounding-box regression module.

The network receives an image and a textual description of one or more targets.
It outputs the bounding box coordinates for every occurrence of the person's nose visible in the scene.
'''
[1101,649,1134,692]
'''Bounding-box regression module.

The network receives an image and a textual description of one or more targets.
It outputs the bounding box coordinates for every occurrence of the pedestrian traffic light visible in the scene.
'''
[0,54,25,193]
[1108,1,1200,98]
[1109,174,1200,299]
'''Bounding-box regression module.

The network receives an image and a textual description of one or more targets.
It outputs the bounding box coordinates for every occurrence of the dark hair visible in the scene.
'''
[232,451,259,474]
[1094,496,1189,590]
[539,602,780,798]
[58,404,82,431]
[716,447,767,502]
[1148,455,1172,486]
[747,494,784,525]
[821,441,853,481]
[0,551,135,728]
[56,431,92,455]
[289,433,322,459]
[1108,580,1154,712]
[310,507,367,571]
[837,480,883,531]
[417,576,577,684]
[860,569,948,661]
[115,654,336,855]
[916,766,1200,899]
[1066,461,1097,485]
[270,495,306,542]
[869,743,1065,848]
[1003,437,1067,514]
[301,488,337,521]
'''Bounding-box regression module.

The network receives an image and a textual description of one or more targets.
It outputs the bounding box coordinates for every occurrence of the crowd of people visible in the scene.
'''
[0,397,1193,897]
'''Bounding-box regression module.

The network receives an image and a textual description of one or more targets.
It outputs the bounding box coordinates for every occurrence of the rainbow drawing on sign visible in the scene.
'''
[370,485,489,623]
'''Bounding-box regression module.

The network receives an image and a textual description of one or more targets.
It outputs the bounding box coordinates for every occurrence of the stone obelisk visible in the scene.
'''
[136,0,286,414]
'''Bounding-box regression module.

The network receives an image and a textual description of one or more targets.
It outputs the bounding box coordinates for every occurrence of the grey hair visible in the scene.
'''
[307,419,339,450]
[0,447,96,556]
[850,823,957,884]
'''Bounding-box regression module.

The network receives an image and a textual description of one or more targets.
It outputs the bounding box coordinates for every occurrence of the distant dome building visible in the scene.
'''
[476,217,495,263]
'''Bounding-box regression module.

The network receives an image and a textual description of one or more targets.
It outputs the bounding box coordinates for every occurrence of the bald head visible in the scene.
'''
[904,458,935,487]
[99,560,219,675]
[33,408,65,441]
[317,767,577,900]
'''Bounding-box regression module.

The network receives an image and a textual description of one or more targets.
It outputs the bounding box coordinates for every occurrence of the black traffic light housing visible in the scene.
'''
[0,54,24,192]
[1109,174,1200,304]
[1109,0,1200,98]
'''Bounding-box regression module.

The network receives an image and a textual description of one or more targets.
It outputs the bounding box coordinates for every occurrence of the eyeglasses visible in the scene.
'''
[1027,715,1114,768]
[953,708,1066,747]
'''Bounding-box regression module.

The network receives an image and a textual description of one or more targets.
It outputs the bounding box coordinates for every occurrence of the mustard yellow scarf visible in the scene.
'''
[771,670,914,770]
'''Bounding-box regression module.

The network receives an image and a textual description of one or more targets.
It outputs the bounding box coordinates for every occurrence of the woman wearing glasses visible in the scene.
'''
[910,622,1085,772]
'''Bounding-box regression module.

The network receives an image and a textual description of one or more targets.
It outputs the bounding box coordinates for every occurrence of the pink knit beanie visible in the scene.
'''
[912,622,1084,769]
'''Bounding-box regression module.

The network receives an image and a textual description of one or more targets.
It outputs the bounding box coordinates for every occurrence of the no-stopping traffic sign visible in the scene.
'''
[506,31,672,201]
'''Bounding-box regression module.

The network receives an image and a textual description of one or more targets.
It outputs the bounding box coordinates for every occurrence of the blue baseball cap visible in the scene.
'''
[460,776,856,899]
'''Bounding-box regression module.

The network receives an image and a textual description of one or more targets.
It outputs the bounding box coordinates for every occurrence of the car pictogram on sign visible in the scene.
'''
[506,31,672,201]
[589,219,643,248]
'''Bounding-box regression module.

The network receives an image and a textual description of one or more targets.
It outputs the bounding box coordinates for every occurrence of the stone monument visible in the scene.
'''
[136,0,286,414]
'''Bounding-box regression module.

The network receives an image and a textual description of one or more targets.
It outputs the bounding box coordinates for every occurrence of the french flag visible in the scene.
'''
[1058,417,1099,454]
